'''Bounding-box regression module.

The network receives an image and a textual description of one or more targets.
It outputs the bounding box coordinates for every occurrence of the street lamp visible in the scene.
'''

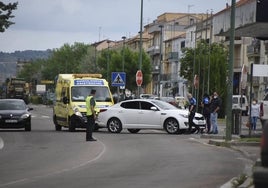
[158,24,163,98]
[138,0,143,98]
[107,40,110,82]
[122,36,126,72]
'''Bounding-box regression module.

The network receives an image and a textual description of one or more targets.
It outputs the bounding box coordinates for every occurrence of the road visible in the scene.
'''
[0,105,249,188]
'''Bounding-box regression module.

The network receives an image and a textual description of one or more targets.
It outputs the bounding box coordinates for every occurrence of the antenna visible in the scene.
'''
[188,5,194,13]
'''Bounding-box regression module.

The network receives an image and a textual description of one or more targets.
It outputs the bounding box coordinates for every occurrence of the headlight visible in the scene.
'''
[0,115,2,119]
[179,114,188,118]
[73,106,82,117]
[21,114,30,119]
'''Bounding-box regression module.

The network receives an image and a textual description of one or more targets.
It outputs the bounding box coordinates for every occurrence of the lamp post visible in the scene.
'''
[122,36,126,72]
[138,0,143,98]
[158,24,163,98]
[226,0,236,141]
[107,40,110,83]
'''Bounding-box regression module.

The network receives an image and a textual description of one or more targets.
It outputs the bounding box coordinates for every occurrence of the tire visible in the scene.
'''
[127,129,140,134]
[25,122,31,131]
[68,117,76,132]
[107,118,122,133]
[53,115,62,131]
[164,118,179,134]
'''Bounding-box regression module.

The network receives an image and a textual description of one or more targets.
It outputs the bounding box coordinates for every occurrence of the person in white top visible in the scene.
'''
[250,99,260,132]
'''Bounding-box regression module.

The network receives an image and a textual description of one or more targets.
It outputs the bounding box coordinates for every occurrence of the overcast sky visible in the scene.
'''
[0,0,231,52]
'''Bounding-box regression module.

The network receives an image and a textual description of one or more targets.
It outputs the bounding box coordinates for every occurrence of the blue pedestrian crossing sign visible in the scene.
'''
[111,72,126,87]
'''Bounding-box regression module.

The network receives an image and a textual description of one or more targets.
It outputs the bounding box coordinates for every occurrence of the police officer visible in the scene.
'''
[85,89,97,141]
[187,93,197,134]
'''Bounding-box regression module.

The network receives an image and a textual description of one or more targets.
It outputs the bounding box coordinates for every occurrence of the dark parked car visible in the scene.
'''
[0,99,33,131]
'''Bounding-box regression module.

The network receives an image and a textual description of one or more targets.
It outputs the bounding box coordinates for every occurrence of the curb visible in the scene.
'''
[205,136,258,188]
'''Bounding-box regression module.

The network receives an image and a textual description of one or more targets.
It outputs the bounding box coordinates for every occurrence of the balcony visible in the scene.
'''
[167,52,179,61]
[147,45,160,55]
[247,43,260,58]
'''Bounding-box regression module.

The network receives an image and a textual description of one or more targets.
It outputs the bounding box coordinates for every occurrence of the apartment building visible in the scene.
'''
[94,0,268,100]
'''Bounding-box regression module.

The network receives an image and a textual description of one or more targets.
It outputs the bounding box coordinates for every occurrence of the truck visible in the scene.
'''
[6,78,29,104]
[53,74,114,132]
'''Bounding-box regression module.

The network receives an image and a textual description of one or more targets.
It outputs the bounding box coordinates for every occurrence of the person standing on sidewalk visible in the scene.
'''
[250,99,260,133]
[209,91,221,134]
[201,93,211,133]
[187,93,197,134]
[85,89,97,141]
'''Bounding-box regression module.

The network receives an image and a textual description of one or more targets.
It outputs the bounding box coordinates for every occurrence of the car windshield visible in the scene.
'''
[71,86,112,102]
[0,100,26,110]
[151,100,178,110]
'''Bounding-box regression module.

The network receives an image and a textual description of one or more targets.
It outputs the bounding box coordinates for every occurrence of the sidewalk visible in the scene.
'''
[198,120,261,188]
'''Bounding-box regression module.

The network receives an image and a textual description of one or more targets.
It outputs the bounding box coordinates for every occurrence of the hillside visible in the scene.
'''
[0,50,53,83]
[0,50,52,62]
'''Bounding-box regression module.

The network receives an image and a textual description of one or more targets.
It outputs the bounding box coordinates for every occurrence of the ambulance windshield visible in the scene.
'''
[71,86,112,102]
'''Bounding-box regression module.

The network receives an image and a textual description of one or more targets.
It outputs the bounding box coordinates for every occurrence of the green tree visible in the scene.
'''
[97,47,151,93]
[17,60,43,82]
[0,1,18,32]
[180,40,228,115]
[41,43,90,80]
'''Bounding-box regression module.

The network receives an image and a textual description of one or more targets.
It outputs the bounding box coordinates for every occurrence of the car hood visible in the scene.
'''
[0,110,30,115]
[166,109,203,117]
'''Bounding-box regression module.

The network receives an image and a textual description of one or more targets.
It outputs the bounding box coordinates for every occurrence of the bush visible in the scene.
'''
[30,95,43,104]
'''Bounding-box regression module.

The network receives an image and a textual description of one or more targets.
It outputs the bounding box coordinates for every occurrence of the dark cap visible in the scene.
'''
[91,89,96,94]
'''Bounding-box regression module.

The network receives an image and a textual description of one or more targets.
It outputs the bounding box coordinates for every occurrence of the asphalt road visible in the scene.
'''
[0,105,249,188]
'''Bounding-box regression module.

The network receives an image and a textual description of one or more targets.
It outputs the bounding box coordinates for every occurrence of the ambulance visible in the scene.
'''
[53,74,114,131]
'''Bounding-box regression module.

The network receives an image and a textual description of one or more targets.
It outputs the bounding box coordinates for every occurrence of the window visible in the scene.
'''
[140,101,154,110]
[121,101,140,109]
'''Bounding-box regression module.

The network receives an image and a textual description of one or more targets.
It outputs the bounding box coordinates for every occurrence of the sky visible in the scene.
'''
[0,0,231,52]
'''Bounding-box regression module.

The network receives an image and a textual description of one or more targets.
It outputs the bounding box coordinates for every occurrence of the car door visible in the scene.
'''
[139,101,162,128]
[120,101,140,127]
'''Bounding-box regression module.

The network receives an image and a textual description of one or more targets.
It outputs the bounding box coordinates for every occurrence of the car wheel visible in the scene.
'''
[53,115,62,131]
[164,118,179,134]
[127,129,140,134]
[68,117,76,132]
[107,118,122,133]
[25,122,31,131]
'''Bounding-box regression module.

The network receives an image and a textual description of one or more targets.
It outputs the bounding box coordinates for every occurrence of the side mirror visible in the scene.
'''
[63,96,69,104]
[150,106,158,111]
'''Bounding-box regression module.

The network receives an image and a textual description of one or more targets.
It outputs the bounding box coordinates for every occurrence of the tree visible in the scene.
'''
[0,1,18,32]
[180,40,228,116]
[97,47,151,93]
[41,43,91,80]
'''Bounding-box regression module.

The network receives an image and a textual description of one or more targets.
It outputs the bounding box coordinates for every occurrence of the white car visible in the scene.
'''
[96,99,206,134]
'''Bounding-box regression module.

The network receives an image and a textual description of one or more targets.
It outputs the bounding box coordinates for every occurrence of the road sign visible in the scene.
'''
[111,72,126,87]
[136,70,143,86]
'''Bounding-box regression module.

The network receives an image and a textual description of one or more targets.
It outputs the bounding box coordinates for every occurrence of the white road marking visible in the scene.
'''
[0,136,4,150]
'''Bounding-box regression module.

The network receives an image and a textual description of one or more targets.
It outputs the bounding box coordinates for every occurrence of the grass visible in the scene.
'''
[238,137,261,143]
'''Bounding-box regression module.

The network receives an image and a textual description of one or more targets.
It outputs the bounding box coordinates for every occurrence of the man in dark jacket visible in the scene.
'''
[187,93,197,134]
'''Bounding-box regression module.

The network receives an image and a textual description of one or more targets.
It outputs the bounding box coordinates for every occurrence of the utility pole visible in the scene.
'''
[158,25,163,97]
[138,0,143,98]
[226,0,236,141]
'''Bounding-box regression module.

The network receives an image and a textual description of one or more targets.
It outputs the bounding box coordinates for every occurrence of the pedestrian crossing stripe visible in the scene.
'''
[112,74,125,85]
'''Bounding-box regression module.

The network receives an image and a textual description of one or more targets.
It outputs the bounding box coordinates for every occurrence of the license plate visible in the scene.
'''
[5,119,18,123]
[196,120,205,125]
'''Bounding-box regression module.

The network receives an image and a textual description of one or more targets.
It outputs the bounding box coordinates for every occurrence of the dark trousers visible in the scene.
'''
[188,112,195,132]
[86,115,95,140]
[204,113,211,132]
